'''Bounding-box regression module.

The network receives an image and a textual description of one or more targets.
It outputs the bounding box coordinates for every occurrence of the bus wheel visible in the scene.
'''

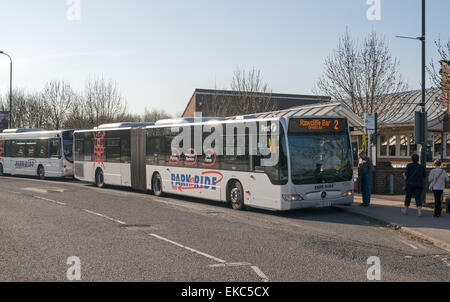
[0,163,3,176]
[37,165,45,180]
[95,169,105,188]
[152,173,164,197]
[229,181,245,211]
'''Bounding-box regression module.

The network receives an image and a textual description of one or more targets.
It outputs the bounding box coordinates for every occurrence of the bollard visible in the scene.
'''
[386,174,394,194]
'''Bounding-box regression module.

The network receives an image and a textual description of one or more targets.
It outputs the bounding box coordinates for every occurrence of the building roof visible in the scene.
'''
[380,88,445,127]
[193,88,332,102]
[181,88,332,117]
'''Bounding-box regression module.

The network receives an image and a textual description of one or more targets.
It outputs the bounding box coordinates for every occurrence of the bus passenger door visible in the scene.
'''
[131,128,147,192]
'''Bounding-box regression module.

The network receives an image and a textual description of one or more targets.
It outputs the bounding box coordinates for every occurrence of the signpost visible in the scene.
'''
[364,113,378,162]
[365,113,378,194]
[364,113,377,133]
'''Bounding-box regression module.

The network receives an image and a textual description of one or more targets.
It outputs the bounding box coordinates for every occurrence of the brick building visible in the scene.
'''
[366,60,450,194]
[181,88,331,117]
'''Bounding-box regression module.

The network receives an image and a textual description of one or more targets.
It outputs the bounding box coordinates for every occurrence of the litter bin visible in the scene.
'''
[386,174,394,194]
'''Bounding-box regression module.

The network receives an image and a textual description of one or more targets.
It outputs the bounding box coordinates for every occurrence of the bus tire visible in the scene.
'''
[0,163,3,176]
[95,168,105,188]
[229,180,245,211]
[37,165,45,180]
[152,173,164,197]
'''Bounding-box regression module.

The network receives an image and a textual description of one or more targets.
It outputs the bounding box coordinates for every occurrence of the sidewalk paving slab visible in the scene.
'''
[337,194,450,253]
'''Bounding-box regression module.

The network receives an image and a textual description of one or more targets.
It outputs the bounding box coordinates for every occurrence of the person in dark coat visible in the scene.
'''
[402,153,427,217]
[358,150,373,207]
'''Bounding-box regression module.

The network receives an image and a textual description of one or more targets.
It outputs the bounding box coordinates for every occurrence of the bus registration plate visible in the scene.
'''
[316,201,332,207]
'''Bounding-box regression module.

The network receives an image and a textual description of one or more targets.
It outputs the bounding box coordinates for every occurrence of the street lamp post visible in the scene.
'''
[0,50,12,129]
[396,0,427,201]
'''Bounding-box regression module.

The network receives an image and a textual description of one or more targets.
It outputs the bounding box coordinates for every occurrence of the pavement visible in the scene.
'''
[339,194,450,253]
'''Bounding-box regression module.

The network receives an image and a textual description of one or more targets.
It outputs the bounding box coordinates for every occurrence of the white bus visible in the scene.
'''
[0,129,74,178]
[74,116,354,211]
[73,123,153,188]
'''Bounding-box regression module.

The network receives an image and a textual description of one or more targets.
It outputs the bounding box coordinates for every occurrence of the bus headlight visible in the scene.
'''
[282,194,303,201]
[342,190,353,197]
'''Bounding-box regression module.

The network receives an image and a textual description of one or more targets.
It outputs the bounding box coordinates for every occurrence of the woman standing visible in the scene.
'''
[402,154,427,217]
[428,160,448,218]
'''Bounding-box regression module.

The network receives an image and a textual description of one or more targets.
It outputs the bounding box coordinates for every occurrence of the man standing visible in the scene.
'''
[358,150,374,207]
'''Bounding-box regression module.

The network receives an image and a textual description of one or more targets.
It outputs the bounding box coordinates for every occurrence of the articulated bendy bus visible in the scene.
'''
[73,122,153,188]
[74,116,354,211]
[0,129,74,178]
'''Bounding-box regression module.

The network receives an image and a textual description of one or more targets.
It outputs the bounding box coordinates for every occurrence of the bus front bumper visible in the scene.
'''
[279,196,353,211]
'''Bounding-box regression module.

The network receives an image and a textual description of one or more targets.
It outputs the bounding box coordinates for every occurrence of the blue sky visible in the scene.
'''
[0,0,449,116]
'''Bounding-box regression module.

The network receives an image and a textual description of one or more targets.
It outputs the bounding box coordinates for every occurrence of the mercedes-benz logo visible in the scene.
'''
[321,191,327,199]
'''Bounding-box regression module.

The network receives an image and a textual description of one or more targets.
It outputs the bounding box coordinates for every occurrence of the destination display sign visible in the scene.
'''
[288,118,348,133]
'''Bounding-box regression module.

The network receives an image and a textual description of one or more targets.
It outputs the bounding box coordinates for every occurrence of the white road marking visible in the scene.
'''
[3,177,273,280]
[82,209,126,225]
[251,266,270,282]
[24,188,49,194]
[34,196,67,206]
[398,239,419,250]
[208,262,251,268]
[149,233,227,264]
[23,187,66,194]
[148,233,270,281]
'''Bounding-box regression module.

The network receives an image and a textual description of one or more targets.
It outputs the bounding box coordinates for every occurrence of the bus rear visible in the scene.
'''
[279,117,354,210]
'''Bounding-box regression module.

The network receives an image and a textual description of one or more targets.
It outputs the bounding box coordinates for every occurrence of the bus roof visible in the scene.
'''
[0,129,73,139]
[96,122,154,129]
[2,128,42,133]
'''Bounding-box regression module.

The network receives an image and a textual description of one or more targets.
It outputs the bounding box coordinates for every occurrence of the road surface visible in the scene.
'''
[0,176,448,282]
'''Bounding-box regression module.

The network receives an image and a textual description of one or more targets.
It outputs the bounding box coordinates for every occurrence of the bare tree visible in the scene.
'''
[1,77,166,130]
[427,37,450,113]
[84,76,127,126]
[315,29,408,124]
[0,94,6,111]
[427,37,450,89]
[202,67,275,117]
[9,88,29,128]
[26,92,51,129]
[230,67,275,115]
[43,80,75,129]
[63,93,90,129]
[140,108,171,122]
[1,89,50,129]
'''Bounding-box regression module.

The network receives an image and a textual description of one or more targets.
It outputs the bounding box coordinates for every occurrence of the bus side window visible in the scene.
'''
[37,139,49,158]
[120,133,130,163]
[5,140,12,157]
[50,139,61,158]
[26,140,37,158]
[16,141,25,157]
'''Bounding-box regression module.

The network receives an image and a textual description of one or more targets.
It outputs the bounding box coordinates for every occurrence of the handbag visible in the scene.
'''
[429,169,444,192]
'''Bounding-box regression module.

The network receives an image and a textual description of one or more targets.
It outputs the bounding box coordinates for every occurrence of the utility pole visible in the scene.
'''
[420,0,426,170]
[397,0,427,202]
[0,51,12,128]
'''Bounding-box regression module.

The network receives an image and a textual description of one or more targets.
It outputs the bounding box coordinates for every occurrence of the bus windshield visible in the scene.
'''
[288,119,353,185]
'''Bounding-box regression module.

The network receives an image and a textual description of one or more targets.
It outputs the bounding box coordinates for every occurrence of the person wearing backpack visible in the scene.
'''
[402,154,427,217]
[428,159,449,218]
